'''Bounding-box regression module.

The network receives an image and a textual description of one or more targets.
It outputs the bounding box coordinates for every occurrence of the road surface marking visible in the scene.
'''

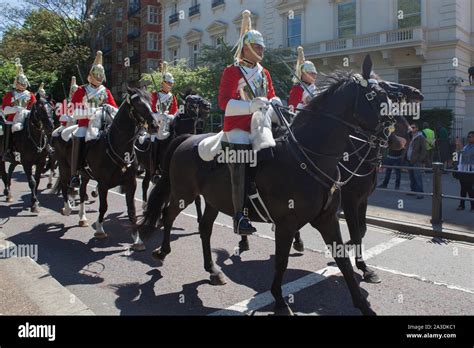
[209,236,408,315]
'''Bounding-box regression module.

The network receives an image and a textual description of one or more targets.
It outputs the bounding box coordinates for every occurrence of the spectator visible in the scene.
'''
[379,140,406,190]
[436,122,451,168]
[407,124,427,199]
[455,131,474,211]
[422,122,435,167]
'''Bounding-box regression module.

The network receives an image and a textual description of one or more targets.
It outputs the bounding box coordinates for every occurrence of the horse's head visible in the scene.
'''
[173,93,211,135]
[378,80,424,103]
[304,55,388,134]
[30,93,54,134]
[125,87,155,129]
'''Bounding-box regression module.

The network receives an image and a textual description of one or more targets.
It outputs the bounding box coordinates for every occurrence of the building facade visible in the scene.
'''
[162,0,474,139]
[89,0,163,100]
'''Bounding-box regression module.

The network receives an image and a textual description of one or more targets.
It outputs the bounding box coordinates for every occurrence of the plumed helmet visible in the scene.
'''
[87,51,106,85]
[234,10,265,61]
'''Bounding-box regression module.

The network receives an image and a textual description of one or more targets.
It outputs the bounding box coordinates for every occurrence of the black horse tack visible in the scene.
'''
[1,95,53,211]
[139,55,387,315]
[53,87,155,238]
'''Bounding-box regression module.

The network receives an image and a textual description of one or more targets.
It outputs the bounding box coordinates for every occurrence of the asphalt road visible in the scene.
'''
[1,168,473,316]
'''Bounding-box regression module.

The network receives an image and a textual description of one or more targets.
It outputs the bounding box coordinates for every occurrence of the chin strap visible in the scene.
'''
[245,42,263,62]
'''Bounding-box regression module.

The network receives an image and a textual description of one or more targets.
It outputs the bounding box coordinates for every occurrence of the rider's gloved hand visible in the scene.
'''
[250,97,268,113]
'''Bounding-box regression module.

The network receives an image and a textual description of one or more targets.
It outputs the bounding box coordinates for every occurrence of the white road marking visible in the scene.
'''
[209,237,408,316]
[365,264,474,294]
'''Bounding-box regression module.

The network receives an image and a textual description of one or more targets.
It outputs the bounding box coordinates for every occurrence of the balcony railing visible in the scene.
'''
[169,13,179,25]
[127,28,140,40]
[301,27,425,57]
[128,1,141,17]
[189,4,200,17]
[211,0,224,8]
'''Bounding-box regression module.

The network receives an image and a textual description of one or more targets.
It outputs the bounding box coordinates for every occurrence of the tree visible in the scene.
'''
[0,0,110,100]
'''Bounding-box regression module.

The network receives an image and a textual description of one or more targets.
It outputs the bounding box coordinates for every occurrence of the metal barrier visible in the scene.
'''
[376,162,474,226]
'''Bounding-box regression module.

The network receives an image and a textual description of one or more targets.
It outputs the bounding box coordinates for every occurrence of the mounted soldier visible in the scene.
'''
[69,50,118,188]
[53,76,79,137]
[148,61,178,182]
[217,9,282,235]
[1,60,37,162]
[288,46,319,111]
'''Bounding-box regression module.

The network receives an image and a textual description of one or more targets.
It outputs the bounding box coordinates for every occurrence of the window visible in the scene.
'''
[148,33,159,51]
[117,49,123,64]
[170,48,179,62]
[172,2,178,14]
[398,67,421,90]
[147,59,160,71]
[214,34,225,48]
[189,42,200,66]
[116,8,123,21]
[398,0,421,28]
[116,28,122,42]
[287,13,301,47]
[148,6,158,24]
[337,0,356,38]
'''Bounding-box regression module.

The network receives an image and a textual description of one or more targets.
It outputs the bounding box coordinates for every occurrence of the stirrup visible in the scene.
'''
[233,214,256,235]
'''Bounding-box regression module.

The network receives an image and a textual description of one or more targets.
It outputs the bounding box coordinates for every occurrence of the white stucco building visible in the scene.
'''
[161,0,474,139]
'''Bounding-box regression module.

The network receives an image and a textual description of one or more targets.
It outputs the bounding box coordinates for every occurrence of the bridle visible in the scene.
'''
[274,74,393,199]
[27,102,49,153]
[105,92,152,173]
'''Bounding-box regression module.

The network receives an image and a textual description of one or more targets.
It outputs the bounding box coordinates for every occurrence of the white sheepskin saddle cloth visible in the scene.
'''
[198,110,275,162]
[11,109,31,133]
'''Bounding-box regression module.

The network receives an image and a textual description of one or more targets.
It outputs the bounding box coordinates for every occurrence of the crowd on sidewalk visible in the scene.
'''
[379,122,474,210]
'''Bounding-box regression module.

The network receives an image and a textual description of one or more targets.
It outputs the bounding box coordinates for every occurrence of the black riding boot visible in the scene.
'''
[2,124,13,162]
[69,136,83,188]
[151,139,160,184]
[226,143,256,235]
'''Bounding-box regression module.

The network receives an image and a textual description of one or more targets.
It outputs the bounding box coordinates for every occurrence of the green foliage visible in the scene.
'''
[0,7,92,100]
[418,108,453,131]
[0,58,16,96]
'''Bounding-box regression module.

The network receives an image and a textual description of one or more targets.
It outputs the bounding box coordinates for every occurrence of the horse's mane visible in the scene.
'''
[305,70,355,112]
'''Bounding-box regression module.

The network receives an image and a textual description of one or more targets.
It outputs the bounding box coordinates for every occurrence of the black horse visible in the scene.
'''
[138,55,389,315]
[134,90,210,214]
[53,87,155,239]
[2,95,53,211]
[236,80,423,264]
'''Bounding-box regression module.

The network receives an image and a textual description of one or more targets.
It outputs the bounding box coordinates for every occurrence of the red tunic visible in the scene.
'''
[150,92,178,115]
[71,86,117,127]
[218,65,276,132]
[288,85,304,109]
[2,91,36,122]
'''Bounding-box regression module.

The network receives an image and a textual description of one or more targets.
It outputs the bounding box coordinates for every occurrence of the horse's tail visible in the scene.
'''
[138,134,193,239]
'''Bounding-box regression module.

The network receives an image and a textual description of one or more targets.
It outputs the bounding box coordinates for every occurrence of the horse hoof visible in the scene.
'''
[210,273,227,286]
[94,231,107,239]
[79,220,89,227]
[7,196,13,203]
[31,206,40,213]
[238,239,250,252]
[360,306,377,316]
[130,243,146,252]
[273,304,294,316]
[363,270,381,284]
[292,241,305,253]
[91,191,98,198]
[46,183,52,189]
[151,248,168,261]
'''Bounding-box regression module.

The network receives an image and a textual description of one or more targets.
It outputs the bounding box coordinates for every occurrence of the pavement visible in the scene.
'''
[0,167,472,316]
[367,168,473,241]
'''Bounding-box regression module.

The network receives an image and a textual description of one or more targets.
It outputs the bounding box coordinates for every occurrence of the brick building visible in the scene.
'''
[88,0,163,100]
